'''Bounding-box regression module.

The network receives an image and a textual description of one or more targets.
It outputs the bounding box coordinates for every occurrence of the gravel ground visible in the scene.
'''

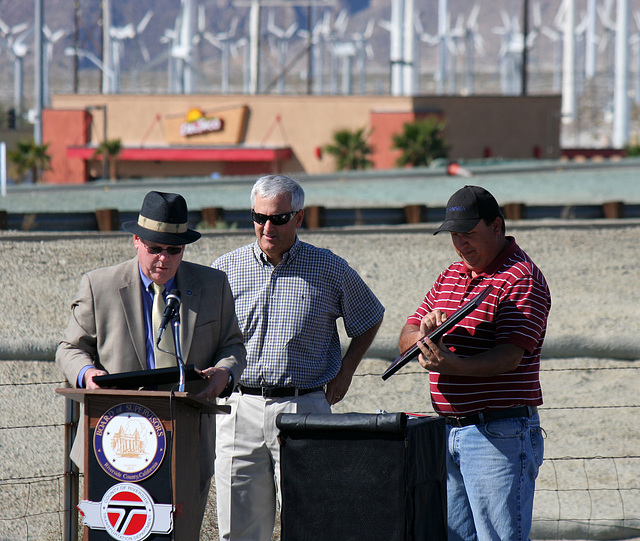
[1,221,640,540]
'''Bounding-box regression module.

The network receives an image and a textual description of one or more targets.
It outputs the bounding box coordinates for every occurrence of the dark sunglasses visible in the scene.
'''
[251,210,299,226]
[142,241,183,256]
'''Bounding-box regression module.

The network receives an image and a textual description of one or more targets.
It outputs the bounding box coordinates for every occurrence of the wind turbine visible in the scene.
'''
[418,0,463,95]
[158,27,178,92]
[108,10,153,92]
[64,46,115,91]
[42,25,68,107]
[380,0,419,96]
[445,14,465,94]
[325,9,349,95]
[231,36,251,93]
[378,0,403,95]
[331,41,356,95]
[523,0,543,88]
[612,0,630,148]
[204,16,240,93]
[0,19,29,127]
[434,0,454,95]
[574,10,591,95]
[598,0,616,100]
[541,8,564,92]
[351,18,375,94]
[297,10,332,94]
[266,10,298,94]
[492,9,524,95]
[584,0,598,80]
[631,10,640,105]
[460,3,485,96]
[1,22,32,128]
[561,0,577,124]
[171,0,198,94]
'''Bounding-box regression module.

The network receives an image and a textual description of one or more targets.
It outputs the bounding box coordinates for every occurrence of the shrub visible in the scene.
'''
[392,116,450,167]
[323,127,374,171]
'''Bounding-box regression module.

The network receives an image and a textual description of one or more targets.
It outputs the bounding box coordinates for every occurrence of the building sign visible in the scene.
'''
[180,108,224,137]
[78,483,173,540]
[164,105,248,145]
[94,403,167,482]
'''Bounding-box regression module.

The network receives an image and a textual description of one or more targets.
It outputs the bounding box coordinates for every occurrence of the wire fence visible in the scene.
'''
[1,361,639,541]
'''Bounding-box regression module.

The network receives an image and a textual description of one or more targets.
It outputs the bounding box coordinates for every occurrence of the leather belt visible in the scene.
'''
[235,384,324,398]
[444,406,538,427]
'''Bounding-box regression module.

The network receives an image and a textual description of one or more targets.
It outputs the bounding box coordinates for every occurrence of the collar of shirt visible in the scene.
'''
[139,266,177,297]
[252,237,302,267]
[458,236,517,279]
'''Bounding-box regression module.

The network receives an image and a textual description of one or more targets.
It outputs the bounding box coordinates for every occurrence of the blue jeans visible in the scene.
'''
[446,413,544,541]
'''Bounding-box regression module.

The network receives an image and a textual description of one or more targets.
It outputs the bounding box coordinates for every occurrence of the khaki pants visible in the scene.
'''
[214,391,330,541]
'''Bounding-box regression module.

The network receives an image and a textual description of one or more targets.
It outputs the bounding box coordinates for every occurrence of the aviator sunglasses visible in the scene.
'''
[141,240,183,256]
[251,210,299,226]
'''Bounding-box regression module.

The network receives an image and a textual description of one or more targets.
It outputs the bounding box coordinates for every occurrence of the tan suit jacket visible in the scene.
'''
[56,256,246,481]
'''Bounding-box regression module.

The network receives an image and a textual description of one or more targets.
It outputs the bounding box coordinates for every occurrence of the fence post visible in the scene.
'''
[304,206,326,229]
[63,397,79,541]
[403,204,426,224]
[95,208,120,232]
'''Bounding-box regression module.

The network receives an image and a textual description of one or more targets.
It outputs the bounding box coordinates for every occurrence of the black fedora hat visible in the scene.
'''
[123,191,201,245]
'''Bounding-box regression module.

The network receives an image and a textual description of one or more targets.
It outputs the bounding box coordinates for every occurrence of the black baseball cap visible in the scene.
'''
[434,185,503,235]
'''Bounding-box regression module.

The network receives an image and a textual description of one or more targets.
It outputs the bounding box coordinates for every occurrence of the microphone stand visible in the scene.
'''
[170,313,186,392]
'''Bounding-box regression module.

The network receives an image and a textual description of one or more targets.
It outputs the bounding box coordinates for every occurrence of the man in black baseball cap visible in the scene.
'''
[57,190,246,528]
[399,184,551,540]
[435,185,504,235]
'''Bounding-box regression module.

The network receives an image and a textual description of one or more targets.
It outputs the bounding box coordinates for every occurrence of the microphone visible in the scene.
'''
[156,289,181,345]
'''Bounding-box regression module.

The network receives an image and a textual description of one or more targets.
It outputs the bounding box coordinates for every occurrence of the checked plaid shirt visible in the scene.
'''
[212,238,385,389]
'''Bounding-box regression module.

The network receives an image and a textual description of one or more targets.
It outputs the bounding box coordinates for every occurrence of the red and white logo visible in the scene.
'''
[78,483,173,540]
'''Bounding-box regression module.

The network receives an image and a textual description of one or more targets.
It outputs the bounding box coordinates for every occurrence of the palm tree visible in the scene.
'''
[392,117,450,168]
[8,140,52,184]
[323,127,374,171]
[93,138,123,182]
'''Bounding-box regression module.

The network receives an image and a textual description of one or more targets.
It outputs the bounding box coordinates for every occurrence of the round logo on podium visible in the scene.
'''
[100,483,155,540]
[94,403,166,482]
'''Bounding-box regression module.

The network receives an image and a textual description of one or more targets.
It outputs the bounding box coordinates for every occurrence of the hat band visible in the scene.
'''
[138,215,188,234]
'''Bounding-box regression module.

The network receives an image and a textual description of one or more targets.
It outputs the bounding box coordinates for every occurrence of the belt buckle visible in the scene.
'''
[261,387,274,398]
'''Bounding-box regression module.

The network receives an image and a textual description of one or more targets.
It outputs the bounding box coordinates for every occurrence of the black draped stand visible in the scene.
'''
[277,412,447,541]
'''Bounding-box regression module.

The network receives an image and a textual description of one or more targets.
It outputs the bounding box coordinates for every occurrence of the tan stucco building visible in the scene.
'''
[44,93,561,184]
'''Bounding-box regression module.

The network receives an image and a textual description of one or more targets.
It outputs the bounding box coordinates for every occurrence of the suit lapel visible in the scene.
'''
[119,258,147,370]
[176,263,200,363]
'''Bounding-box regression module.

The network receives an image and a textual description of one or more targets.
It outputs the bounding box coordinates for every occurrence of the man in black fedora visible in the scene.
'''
[56,190,246,526]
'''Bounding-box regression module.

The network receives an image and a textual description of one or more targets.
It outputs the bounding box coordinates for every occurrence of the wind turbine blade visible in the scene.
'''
[364,18,375,38]
[0,18,10,36]
[138,40,151,62]
[230,16,239,37]
[138,10,153,33]
[532,1,542,28]
[468,4,480,29]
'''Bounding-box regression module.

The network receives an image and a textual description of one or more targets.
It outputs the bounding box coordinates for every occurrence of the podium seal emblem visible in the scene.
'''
[78,482,173,540]
[94,403,166,482]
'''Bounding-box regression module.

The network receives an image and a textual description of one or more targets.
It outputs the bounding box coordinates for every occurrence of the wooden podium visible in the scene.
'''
[57,388,228,540]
